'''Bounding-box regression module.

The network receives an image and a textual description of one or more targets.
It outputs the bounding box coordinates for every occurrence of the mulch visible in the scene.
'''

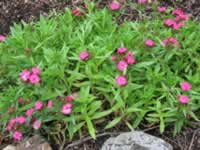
[0,0,200,150]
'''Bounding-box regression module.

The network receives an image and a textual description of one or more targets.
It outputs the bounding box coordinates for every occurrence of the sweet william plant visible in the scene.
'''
[0,2,200,143]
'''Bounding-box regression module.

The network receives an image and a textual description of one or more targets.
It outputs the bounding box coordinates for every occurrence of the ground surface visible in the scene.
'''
[0,0,200,150]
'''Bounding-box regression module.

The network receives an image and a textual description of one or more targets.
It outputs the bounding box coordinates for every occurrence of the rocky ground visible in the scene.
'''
[0,0,200,150]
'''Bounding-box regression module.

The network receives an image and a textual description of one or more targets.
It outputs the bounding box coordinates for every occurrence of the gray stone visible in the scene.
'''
[101,131,173,150]
[3,145,16,150]
[3,135,52,150]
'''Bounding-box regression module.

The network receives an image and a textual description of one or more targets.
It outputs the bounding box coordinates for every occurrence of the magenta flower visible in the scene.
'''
[66,95,73,102]
[145,39,155,47]
[9,118,16,125]
[26,108,35,116]
[79,51,89,61]
[175,14,188,21]
[117,60,128,71]
[172,9,184,16]
[115,75,127,86]
[127,51,133,56]
[173,22,183,30]
[162,39,169,45]
[111,55,117,61]
[29,74,40,84]
[117,47,127,54]
[13,131,22,141]
[0,35,6,42]
[178,95,189,104]
[62,103,72,115]
[137,0,147,3]
[72,92,79,98]
[158,6,166,12]
[32,67,40,75]
[16,116,26,124]
[109,1,121,10]
[35,101,43,110]
[20,69,31,82]
[180,82,191,91]
[6,124,12,131]
[47,100,53,108]
[18,97,23,103]
[168,37,177,44]
[164,19,175,27]
[32,120,42,130]
[125,55,136,65]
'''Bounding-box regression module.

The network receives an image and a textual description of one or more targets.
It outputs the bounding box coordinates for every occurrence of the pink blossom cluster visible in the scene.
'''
[112,47,136,86]
[162,37,179,48]
[6,99,55,141]
[137,0,147,4]
[0,35,6,42]
[158,6,167,13]
[20,67,41,84]
[72,8,83,16]
[178,81,192,104]
[62,93,78,115]
[164,8,188,30]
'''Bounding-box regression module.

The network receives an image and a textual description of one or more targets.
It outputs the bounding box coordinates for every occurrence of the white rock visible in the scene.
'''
[101,131,173,150]
[3,145,16,150]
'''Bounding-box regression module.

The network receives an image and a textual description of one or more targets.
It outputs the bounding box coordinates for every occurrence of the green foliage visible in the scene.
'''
[0,2,200,142]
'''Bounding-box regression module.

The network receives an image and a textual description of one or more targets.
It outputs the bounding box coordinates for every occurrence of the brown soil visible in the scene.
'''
[0,0,200,150]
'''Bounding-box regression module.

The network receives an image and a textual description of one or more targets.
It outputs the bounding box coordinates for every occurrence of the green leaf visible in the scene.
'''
[92,110,112,119]
[105,117,122,129]
[85,115,96,139]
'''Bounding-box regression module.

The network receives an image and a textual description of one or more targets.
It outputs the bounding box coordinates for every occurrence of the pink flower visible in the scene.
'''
[178,95,189,104]
[29,74,40,84]
[175,14,188,21]
[26,108,34,116]
[164,19,175,27]
[115,75,127,86]
[162,39,169,45]
[127,51,133,56]
[9,118,16,125]
[117,47,127,54]
[117,60,128,71]
[32,67,40,75]
[137,0,147,3]
[66,95,73,102]
[16,116,26,124]
[109,1,121,10]
[72,93,79,98]
[168,37,177,44]
[47,100,53,108]
[79,51,89,61]
[62,103,72,115]
[72,8,82,16]
[125,55,136,65]
[35,101,43,110]
[13,131,22,141]
[111,55,117,61]
[20,69,31,82]
[18,97,23,103]
[32,120,42,130]
[172,9,184,16]
[145,39,155,47]
[158,6,166,12]
[0,35,6,42]
[180,82,191,91]
[6,124,12,131]
[173,22,183,30]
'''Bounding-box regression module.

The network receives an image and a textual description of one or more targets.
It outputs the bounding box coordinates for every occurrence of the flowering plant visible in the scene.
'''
[0,2,200,143]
